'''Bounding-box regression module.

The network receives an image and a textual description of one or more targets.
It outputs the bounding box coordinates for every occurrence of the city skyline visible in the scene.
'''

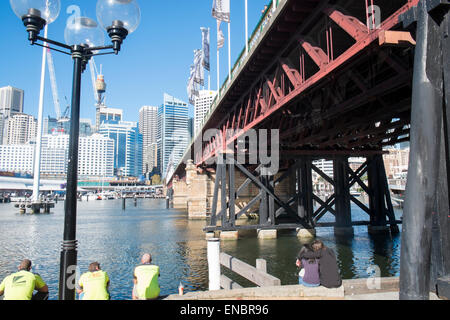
[0,0,271,125]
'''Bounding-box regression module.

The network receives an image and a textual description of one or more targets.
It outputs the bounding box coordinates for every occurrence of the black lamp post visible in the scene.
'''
[10,0,141,300]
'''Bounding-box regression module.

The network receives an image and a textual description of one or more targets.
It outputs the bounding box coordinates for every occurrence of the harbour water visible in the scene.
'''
[0,199,402,300]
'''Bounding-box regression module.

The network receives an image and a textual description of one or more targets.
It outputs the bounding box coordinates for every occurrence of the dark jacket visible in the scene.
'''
[298,247,342,288]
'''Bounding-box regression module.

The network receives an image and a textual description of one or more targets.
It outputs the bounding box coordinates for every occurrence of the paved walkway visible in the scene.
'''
[166,278,442,300]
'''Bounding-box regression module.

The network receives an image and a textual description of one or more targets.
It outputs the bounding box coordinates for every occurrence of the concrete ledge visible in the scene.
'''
[257,229,277,240]
[165,284,345,300]
[220,231,239,241]
[297,228,316,240]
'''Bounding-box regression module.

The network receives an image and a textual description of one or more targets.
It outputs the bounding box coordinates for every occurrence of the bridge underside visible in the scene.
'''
[172,0,423,234]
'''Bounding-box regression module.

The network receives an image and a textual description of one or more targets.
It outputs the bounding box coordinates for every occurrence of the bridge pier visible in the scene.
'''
[367,155,399,235]
[333,157,354,236]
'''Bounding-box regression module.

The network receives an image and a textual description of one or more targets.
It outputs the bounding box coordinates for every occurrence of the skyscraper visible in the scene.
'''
[5,113,37,145]
[139,106,158,174]
[99,121,143,177]
[97,107,123,129]
[194,90,217,136]
[0,86,24,118]
[157,94,190,178]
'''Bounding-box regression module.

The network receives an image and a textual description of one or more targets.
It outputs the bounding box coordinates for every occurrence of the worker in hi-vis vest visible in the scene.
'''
[0,259,49,300]
[132,253,160,300]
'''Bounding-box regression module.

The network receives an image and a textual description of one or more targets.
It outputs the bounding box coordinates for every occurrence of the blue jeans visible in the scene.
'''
[299,277,320,287]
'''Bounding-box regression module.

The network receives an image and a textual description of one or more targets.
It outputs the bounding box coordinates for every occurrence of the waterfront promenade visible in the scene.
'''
[166,278,441,300]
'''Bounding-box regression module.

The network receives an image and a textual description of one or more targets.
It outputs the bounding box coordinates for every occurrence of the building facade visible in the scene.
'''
[139,106,158,174]
[0,134,115,177]
[194,90,216,136]
[97,107,123,130]
[99,121,143,177]
[157,93,190,178]
[5,113,37,145]
[0,86,24,118]
[0,145,35,174]
[383,147,410,179]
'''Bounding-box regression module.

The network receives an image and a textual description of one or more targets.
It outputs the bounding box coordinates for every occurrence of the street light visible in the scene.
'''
[10,0,140,300]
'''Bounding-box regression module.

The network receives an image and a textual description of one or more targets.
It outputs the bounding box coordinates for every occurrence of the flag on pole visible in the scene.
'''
[193,49,204,86]
[212,0,230,23]
[187,64,199,105]
[201,27,210,71]
[217,21,225,49]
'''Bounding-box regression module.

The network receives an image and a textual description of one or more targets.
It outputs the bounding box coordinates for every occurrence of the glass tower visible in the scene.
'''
[99,121,143,177]
[157,93,190,178]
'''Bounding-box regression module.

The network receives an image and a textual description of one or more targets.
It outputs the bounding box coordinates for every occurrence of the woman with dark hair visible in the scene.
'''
[299,240,342,289]
[296,244,320,287]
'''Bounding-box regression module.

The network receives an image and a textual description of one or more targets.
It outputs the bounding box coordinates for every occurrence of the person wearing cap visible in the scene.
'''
[132,253,160,300]
[0,259,49,300]
[77,262,110,300]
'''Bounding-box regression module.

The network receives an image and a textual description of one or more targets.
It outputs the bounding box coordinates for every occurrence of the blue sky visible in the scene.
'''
[0,0,271,123]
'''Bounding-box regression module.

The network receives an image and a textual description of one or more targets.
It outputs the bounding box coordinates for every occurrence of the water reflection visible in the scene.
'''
[0,199,402,300]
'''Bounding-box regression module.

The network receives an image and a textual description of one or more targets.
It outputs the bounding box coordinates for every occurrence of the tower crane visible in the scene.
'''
[89,57,107,131]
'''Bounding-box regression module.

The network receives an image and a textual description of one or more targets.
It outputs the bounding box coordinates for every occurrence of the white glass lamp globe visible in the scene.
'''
[10,0,60,24]
[96,0,141,34]
[64,17,105,48]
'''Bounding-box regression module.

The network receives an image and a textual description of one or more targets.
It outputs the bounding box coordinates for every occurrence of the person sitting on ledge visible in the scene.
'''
[298,240,342,289]
[132,253,160,300]
[77,262,110,300]
[0,259,49,300]
[296,244,321,287]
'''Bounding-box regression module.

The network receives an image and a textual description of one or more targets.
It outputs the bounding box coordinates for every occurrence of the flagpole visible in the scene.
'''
[245,0,249,55]
[228,21,231,84]
[208,27,211,91]
[217,21,220,93]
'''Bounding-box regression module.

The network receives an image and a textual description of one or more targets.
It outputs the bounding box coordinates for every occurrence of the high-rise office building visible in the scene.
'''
[99,121,143,177]
[5,113,37,145]
[139,106,158,174]
[0,86,24,118]
[97,107,123,130]
[194,90,216,136]
[157,93,190,178]
[80,119,93,137]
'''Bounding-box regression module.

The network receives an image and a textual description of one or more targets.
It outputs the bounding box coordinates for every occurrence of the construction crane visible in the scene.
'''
[89,57,107,131]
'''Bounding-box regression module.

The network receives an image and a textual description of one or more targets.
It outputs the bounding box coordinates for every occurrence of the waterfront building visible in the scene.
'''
[5,113,37,145]
[0,134,114,178]
[0,86,24,118]
[0,145,34,174]
[99,121,143,177]
[157,93,190,178]
[139,106,158,174]
[383,147,410,179]
[194,90,216,136]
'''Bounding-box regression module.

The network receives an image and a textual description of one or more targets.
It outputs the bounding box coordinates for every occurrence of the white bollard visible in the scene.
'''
[207,238,221,291]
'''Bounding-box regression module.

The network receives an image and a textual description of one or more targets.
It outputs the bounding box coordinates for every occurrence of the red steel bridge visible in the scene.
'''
[168,0,449,299]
